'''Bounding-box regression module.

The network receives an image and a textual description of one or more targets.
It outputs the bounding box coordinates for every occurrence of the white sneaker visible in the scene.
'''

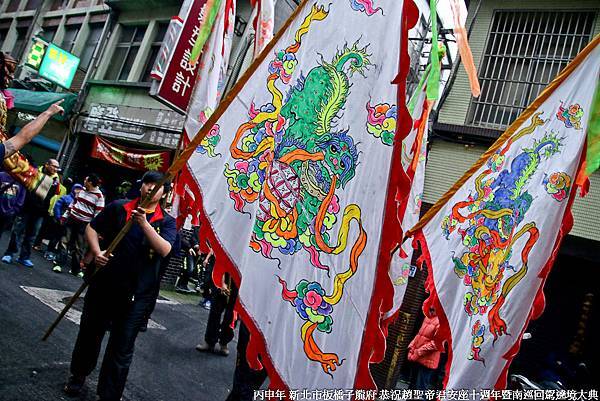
[52,265,62,273]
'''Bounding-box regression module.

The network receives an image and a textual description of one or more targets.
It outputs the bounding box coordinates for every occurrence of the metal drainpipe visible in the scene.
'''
[58,10,115,168]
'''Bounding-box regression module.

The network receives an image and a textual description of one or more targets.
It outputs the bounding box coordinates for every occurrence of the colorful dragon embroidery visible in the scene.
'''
[543,172,572,202]
[441,112,569,359]
[196,108,222,158]
[225,4,369,374]
[349,0,383,16]
[392,262,411,286]
[556,102,584,130]
[366,101,396,146]
[469,320,485,364]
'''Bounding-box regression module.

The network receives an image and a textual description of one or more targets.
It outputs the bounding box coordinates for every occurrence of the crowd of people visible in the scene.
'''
[0,160,106,275]
[0,157,244,400]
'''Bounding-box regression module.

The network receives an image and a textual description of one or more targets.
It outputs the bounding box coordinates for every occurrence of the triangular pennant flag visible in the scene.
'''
[406,37,599,393]
[177,0,419,390]
[252,0,276,56]
[386,87,431,321]
[426,0,440,101]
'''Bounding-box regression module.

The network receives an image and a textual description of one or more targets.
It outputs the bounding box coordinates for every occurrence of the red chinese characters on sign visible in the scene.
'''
[155,0,208,114]
[91,136,171,172]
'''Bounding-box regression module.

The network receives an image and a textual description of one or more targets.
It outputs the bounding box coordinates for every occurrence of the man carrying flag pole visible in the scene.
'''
[63,171,177,400]
[404,35,599,395]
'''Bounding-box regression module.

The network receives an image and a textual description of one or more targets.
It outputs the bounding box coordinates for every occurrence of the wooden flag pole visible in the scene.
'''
[41,0,311,341]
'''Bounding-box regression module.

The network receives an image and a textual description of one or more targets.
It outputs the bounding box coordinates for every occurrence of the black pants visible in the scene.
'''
[177,254,196,289]
[57,219,87,274]
[34,215,53,247]
[4,213,44,260]
[226,323,268,401]
[0,214,15,242]
[70,284,151,401]
[45,218,64,254]
[205,290,237,347]
[201,262,214,300]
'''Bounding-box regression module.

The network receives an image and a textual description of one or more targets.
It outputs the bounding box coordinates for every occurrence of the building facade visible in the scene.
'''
[0,0,109,163]
[424,0,600,384]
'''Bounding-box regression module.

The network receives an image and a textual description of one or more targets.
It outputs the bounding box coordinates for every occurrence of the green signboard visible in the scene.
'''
[25,39,47,70]
[38,43,80,89]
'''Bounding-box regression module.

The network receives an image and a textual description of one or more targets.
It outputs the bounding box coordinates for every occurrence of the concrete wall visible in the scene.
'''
[0,0,109,68]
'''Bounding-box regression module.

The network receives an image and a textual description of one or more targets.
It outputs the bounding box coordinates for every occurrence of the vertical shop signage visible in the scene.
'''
[150,0,207,114]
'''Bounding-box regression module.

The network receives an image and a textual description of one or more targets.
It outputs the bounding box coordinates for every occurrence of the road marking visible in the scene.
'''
[21,286,166,330]
[156,298,179,305]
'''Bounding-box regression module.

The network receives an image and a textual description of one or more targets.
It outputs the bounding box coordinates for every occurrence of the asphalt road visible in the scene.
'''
[0,236,237,401]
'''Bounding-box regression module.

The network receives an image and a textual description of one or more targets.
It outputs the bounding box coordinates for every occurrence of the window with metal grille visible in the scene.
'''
[41,17,61,43]
[50,0,68,10]
[468,10,595,131]
[12,25,29,58]
[0,29,8,50]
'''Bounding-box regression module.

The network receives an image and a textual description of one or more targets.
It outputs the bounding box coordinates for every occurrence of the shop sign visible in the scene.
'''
[80,103,184,149]
[150,0,207,114]
[38,44,80,89]
[25,39,47,70]
[91,136,171,172]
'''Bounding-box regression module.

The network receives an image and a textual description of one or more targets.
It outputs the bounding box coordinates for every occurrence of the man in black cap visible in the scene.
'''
[63,171,177,401]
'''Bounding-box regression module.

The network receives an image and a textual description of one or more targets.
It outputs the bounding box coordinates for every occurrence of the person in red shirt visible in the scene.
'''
[408,308,444,390]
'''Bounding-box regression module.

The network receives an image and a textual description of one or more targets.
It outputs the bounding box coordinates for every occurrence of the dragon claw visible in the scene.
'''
[488,296,507,341]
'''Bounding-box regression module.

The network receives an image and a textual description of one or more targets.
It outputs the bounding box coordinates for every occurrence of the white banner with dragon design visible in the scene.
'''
[407,39,599,394]
[184,0,413,391]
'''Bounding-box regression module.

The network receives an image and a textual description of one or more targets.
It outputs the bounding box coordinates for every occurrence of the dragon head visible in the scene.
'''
[316,130,359,189]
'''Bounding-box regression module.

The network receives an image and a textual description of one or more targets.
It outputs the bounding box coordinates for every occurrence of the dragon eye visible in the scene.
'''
[340,161,346,169]
[330,144,338,153]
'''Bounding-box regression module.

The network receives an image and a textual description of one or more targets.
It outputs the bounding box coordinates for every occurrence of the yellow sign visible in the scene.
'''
[25,39,47,70]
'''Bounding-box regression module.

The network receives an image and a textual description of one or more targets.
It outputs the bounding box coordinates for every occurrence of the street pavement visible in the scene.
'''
[0,236,237,401]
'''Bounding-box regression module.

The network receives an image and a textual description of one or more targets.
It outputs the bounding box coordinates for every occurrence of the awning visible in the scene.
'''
[8,89,77,122]
[13,127,61,152]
